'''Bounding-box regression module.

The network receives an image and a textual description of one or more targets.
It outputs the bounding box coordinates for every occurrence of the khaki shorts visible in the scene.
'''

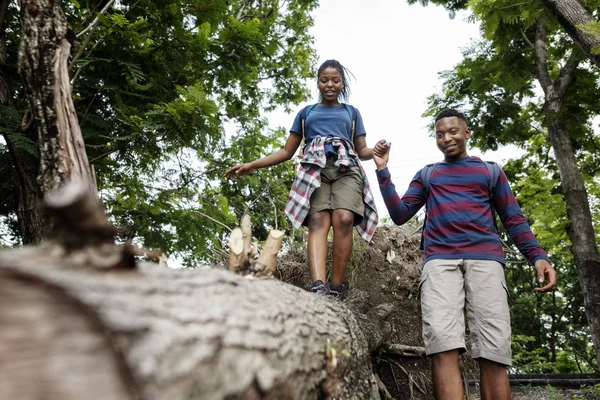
[420,258,512,366]
[307,157,364,225]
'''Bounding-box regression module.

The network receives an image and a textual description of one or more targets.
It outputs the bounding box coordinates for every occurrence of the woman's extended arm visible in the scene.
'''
[225,133,303,179]
[354,136,389,161]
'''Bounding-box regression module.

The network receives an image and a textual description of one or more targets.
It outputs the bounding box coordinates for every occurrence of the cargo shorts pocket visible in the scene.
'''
[422,308,463,343]
[472,280,511,356]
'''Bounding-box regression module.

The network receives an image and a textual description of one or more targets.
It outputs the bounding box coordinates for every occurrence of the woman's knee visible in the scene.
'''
[332,209,355,229]
[308,211,331,231]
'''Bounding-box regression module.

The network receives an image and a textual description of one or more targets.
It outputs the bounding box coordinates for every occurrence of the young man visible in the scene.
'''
[373,108,557,399]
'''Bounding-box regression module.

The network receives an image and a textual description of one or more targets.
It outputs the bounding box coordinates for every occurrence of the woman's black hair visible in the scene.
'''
[317,59,354,103]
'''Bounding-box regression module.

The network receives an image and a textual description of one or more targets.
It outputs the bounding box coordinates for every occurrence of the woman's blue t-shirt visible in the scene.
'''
[289,104,366,145]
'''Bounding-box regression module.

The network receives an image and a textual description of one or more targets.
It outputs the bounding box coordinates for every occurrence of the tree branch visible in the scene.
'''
[76,0,115,39]
[534,19,553,91]
[192,210,232,232]
[554,50,580,99]
[69,30,94,71]
[521,29,535,49]
[386,344,427,357]
[88,149,119,163]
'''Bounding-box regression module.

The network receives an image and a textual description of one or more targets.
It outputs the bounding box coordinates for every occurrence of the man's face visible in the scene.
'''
[435,116,471,161]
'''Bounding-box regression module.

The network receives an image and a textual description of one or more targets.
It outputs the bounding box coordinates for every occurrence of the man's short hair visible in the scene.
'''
[435,108,467,124]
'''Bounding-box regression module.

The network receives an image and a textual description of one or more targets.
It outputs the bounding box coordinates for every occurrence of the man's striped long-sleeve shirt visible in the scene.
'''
[376,156,549,266]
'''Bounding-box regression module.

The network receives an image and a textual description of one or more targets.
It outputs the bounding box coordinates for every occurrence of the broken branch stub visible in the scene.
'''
[240,214,252,256]
[43,180,136,270]
[255,229,284,275]
[228,227,247,272]
[44,180,111,237]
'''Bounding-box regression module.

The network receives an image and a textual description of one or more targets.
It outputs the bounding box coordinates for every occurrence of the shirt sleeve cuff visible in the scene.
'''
[531,254,550,265]
[376,167,390,177]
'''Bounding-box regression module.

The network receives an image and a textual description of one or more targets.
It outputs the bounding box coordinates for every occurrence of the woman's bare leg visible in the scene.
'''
[307,211,331,283]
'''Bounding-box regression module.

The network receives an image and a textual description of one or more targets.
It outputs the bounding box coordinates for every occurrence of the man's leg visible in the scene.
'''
[330,208,354,286]
[464,260,512,399]
[432,350,464,400]
[478,358,510,400]
[307,211,331,283]
[420,259,467,399]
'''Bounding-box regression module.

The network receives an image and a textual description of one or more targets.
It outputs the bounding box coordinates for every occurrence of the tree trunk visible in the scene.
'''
[0,249,380,400]
[18,0,96,195]
[546,118,600,367]
[3,135,47,244]
[542,0,600,69]
[0,0,45,244]
[534,19,600,367]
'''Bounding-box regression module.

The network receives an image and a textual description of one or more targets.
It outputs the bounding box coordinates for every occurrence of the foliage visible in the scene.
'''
[578,20,600,55]
[0,0,319,261]
[502,142,599,373]
[406,0,469,18]
[511,335,554,373]
[574,384,600,400]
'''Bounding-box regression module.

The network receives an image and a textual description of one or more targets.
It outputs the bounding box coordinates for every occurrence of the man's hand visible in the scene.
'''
[373,140,390,171]
[533,259,557,293]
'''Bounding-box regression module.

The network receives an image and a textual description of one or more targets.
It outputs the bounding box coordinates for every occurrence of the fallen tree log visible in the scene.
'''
[0,181,380,399]
[0,251,379,399]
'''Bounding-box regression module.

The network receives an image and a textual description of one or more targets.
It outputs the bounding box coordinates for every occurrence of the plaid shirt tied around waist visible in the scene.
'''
[284,136,379,242]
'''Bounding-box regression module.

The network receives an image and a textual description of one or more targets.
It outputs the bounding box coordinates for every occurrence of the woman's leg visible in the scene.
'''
[307,211,331,283]
[330,208,355,286]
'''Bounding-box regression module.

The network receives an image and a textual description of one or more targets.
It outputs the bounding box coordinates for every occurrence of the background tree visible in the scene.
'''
[18,0,97,228]
[541,0,600,68]
[407,0,600,369]
[1,0,317,264]
[502,138,598,372]
[1,0,47,244]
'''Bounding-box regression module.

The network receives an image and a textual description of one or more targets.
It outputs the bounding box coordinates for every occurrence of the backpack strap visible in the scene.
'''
[419,163,439,250]
[300,103,318,139]
[298,104,318,157]
[341,103,356,143]
[484,161,501,231]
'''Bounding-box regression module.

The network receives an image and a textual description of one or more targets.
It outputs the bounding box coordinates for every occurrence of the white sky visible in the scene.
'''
[269,0,524,220]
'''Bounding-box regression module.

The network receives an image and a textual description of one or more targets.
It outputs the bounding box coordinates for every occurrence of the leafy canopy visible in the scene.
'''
[0,0,319,264]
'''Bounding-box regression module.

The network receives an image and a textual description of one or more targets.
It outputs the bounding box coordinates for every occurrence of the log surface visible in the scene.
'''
[0,247,379,400]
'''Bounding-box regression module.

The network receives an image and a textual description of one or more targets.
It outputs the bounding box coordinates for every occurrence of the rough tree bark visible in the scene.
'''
[18,0,96,195]
[542,0,600,69]
[0,183,385,400]
[0,0,45,244]
[0,254,381,399]
[534,19,600,366]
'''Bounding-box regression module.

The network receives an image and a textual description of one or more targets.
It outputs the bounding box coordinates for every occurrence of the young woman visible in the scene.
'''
[226,59,387,300]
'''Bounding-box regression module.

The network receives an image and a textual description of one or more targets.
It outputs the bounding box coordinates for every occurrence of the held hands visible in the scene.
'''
[373,140,391,171]
[225,163,255,179]
[533,259,557,293]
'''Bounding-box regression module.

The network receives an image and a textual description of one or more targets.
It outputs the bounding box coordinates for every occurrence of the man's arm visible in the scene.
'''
[494,170,557,292]
[373,143,425,225]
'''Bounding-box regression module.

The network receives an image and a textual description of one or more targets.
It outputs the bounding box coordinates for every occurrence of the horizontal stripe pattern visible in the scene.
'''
[376,156,549,265]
